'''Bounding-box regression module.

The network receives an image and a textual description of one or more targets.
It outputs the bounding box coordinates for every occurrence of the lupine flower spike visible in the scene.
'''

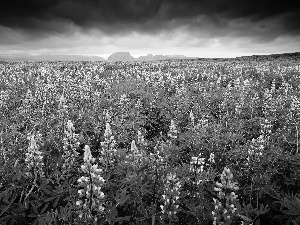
[190,154,206,185]
[62,120,80,171]
[161,172,181,222]
[168,119,178,139]
[189,110,195,126]
[100,122,117,166]
[137,129,146,146]
[25,132,44,177]
[77,145,105,221]
[212,167,239,225]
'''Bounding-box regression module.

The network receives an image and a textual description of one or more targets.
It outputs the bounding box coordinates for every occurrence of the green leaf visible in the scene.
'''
[237,214,253,223]
[40,203,49,214]
[53,197,60,208]
[137,205,147,215]
[115,216,131,223]
[40,184,52,195]
[44,196,57,203]
[282,210,300,216]
[115,188,130,206]
[0,204,11,217]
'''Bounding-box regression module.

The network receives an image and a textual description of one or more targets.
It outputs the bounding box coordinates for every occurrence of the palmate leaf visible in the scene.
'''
[237,214,254,223]
[0,202,27,225]
[281,196,300,214]
[282,210,300,216]
[274,192,300,224]
[115,187,130,206]
[257,204,270,216]
[281,197,300,216]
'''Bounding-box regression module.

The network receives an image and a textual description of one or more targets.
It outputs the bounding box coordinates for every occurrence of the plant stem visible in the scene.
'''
[151,161,158,225]
[24,172,38,208]
[152,215,155,225]
[89,165,93,213]
[296,124,299,154]
[250,178,253,206]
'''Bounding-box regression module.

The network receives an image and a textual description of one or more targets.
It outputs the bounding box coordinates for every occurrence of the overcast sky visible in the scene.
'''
[0,0,300,58]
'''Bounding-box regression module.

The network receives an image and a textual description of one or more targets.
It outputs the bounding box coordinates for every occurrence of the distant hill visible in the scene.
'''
[107,52,135,62]
[235,52,300,61]
[137,54,197,61]
[0,54,106,62]
[107,52,197,62]
[137,54,165,61]
[1,52,299,62]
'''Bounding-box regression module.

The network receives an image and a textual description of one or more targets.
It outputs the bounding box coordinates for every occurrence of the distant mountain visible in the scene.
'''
[0,54,106,62]
[137,54,191,61]
[107,52,196,62]
[107,52,135,62]
[235,52,300,61]
[2,52,299,62]
[137,54,162,61]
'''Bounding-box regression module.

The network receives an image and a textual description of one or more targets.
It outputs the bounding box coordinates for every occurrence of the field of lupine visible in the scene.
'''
[0,59,300,225]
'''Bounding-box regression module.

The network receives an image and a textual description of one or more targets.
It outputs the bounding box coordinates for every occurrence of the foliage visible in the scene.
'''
[0,59,300,224]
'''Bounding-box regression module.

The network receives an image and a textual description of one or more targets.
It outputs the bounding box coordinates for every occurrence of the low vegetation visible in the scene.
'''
[0,59,300,224]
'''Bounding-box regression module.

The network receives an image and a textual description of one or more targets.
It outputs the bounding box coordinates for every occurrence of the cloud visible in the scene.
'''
[0,0,299,34]
[0,0,299,57]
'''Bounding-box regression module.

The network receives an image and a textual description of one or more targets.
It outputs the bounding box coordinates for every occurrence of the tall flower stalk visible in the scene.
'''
[161,172,181,224]
[212,167,239,225]
[100,122,117,170]
[77,145,105,223]
[24,132,44,207]
[62,120,80,172]
[25,132,44,177]
[168,119,178,139]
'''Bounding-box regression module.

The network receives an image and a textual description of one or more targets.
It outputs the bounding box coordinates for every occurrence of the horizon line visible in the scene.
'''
[0,51,299,60]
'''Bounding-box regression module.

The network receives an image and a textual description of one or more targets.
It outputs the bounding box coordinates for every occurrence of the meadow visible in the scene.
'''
[0,58,300,225]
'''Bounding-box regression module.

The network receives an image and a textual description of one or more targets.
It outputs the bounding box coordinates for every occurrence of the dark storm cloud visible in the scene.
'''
[0,0,299,36]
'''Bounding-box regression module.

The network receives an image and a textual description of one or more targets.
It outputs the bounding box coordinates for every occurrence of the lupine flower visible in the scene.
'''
[58,94,67,111]
[291,95,300,114]
[168,119,178,139]
[126,140,141,161]
[161,172,181,220]
[137,129,146,146]
[62,120,80,171]
[130,140,139,155]
[198,115,209,129]
[77,145,105,220]
[208,152,215,164]
[100,122,117,165]
[104,122,113,139]
[190,154,205,173]
[24,89,34,106]
[103,109,112,123]
[212,167,239,225]
[125,140,149,171]
[25,132,44,177]
[21,89,34,115]
[119,93,129,106]
[260,118,272,136]
[0,90,9,108]
[235,99,243,115]
[135,99,142,109]
[189,154,206,185]
[248,135,265,159]
[189,110,195,126]
[151,141,167,164]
